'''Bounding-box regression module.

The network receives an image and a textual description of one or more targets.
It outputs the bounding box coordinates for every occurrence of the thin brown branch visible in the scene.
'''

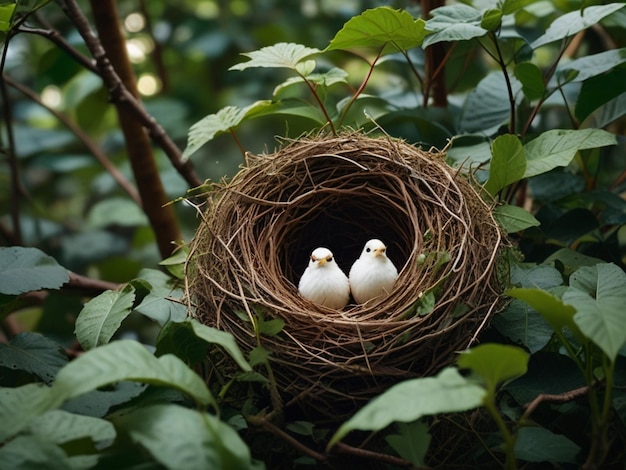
[522,385,591,421]
[334,442,414,467]
[3,74,142,206]
[55,0,203,190]
[246,414,327,463]
[66,272,121,294]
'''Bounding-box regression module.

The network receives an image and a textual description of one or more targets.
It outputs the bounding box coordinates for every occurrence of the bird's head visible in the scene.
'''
[362,239,388,258]
[309,247,334,268]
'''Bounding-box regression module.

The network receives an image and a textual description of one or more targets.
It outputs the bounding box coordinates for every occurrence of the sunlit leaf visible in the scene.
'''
[531,4,626,49]
[182,101,271,161]
[493,204,540,233]
[481,9,502,32]
[327,7,426,53]
[501,0,541,15]
[564,263,626,361]
[115,404,260,470]
[424,4,487,48]
[75,284,135,350]
[523,129,617,178]
[484,134,526,196]
[133,268,187,325]
[0,4,16,32]
[457,343,529,393]
[0,247,69,295]
[0,332,68,384]
[327,368,485,448]
[229,42,320,71]
[51,340,215,408]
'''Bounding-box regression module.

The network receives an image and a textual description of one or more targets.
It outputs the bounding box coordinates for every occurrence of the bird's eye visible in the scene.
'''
[327,256,333,262]
[366,247,371,253]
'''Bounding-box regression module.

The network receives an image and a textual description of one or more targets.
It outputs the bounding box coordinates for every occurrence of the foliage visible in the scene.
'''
[1,0,626,469]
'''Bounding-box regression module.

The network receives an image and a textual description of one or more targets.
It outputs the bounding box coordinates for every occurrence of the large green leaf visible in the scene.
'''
[531,4,626,49]
[156,319,251,372]
[523,129,617,178]
[133,268,187,325]
[385,421,430,468]
[29,409,115,446]
[514,62,545,101]
[0,4,16,32]
[514,427,580,464]
[51,340,215,408]
[229,42,320,71]
[555,48,626,85]
[457,343,529,394]
[182,101,271,161]
[0,383,57,442]
[0,435,71,470]
[507,287,583,342]
[493,204,540,234]
[575,69,626,124]
[0,332,68,384]
[75,284,136,350]
[0,247,69,295]
[327,368,485,448]
[115,404,261,470]
[424,4,487,48]
[326,7,426,54]
[564,263,626,361]
[484,134,526,196]
[458,71,522,134]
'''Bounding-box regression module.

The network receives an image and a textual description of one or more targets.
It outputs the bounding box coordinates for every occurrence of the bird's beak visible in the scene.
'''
[317,257,327,266]
[373,247,386,257]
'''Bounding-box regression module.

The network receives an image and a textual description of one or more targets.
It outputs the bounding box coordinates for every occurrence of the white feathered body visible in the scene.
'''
[349,239,398,304]
[298,247,350,309]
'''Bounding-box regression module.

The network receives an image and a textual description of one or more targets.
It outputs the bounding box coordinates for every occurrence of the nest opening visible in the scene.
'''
[188,131,505,417]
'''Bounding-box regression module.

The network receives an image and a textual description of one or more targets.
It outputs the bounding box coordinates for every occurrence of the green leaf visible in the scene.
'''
[457,343,529,394]
[327,368,485,448]
[385,421,430,467]
[229,42,320,71]
[29,409,115,446]
[555,48,626,85]
[544,248,604,277]
[523,129,617,178]
[0,247,69,295]
[484,134,526,196]
[326,7,426,54]
[249,346,271,367]
[87,197,148,228]
[133,268,188,325]
[481,9,502,32]
[156,319,252,372]
[514,62,545,100]
[424,4,487,48]
[182,101,271,161]
[531,4,626,49]
[564,263,626,361]
[0,383,57,443]
[274,68,348,98]
[159,246,189,280]
[493,204,540,233]
[575,69,626,123]
[51,340,215,408]
[458,71,522,133]
[0,435,71,470]
[501,0,540,15]
[0,332,68,384]
[257,317,285,337]
[115,404,260,470]
[514,427,580,463]
[75,284,136,350]
[507,287,583,342]
[0,4,16,32]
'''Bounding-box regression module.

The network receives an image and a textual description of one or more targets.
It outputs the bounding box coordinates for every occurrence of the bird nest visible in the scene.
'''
[187,132,505,418]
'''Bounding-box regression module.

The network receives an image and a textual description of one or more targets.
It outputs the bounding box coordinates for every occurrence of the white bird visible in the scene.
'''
[349,239,398,304]
[298,247,350,309]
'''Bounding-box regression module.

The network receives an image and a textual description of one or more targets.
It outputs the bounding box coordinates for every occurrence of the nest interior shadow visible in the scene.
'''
[188,132,504,417]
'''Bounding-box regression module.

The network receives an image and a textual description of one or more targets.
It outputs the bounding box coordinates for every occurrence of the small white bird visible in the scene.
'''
[298,247,350,309]
[349,239,398,304]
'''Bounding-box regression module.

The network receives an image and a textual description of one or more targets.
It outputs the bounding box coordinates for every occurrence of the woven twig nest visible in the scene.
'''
[188,132,504,417]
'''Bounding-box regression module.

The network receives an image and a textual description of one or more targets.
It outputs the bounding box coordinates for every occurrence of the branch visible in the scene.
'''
[522,385,591,421]
[334,442,414,467]
[3,74,142,206]
[55,0,203,190]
